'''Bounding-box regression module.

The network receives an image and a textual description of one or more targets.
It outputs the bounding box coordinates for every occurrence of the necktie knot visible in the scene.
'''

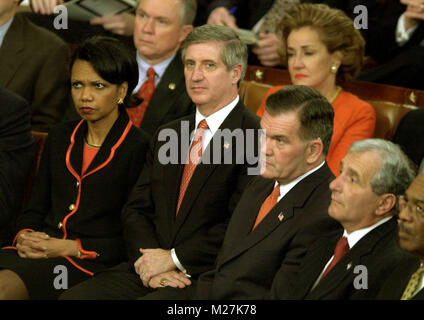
[147,67,155,79]
[197,119,209,130]
[333,236,349,259]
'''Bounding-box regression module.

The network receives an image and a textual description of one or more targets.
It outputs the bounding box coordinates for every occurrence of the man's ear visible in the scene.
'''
[375,193,397,217]
[306,138,324,164]
[231,63,243,86]
[179,25,194,43]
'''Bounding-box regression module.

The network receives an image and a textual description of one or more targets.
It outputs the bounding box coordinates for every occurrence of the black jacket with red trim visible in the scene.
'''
[15,109,150,266]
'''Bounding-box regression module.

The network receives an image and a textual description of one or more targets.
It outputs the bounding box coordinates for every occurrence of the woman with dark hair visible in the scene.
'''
[256,4,376,175]
[0,36,150,299]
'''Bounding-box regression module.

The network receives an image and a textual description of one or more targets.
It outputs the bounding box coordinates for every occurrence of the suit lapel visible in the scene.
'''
[309,218,398,299]
[0,15,25,88]
[293,234,340,299]
[141,53,187,135]
[222,178,274,248]
[218,164,333,267]
[172,101,246,237]
[161,115,194,223]
[67,109,131,178]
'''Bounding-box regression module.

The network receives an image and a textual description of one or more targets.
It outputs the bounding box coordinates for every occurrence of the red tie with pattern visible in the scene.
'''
[127,67,155,127]
[176,119,209,215]
[321,236,349,279]
[252,184,280,230]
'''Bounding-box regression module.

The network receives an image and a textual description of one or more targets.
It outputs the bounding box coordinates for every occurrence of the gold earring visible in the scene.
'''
[331,65,338,74]
[118,98,124,105]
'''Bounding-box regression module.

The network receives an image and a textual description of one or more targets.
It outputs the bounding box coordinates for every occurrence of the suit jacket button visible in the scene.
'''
[69,204,75,211]
[58,222,63,229]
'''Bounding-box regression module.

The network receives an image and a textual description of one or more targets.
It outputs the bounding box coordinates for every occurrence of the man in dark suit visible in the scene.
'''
[138,85,341,300]
[60,24,261,299]
[125,0,197,137]
[0,86,34,246]
[0,0,71,132]
[189,85,342,300]
[377,173,424,300]
[272,138,416,300]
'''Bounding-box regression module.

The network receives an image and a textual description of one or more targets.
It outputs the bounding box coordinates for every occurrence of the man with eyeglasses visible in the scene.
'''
[377,173,424,300]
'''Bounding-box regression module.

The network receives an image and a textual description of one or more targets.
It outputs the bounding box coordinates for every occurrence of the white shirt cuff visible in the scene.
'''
[396,13,419,46]
[171,248,191,278]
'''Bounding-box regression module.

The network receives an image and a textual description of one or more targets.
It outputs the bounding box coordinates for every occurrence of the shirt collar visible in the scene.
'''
[137,51,175,79]
[343,216,393,249]
[134,51,175,92]
[0,16,14,48]
[194,95,239,136]
[275,161,326,201]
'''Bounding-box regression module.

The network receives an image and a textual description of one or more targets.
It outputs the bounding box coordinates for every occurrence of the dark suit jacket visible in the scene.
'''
[392,108,424,168]
[0,86,34,246]
[196,163,341,299]
[137,53,195,137]
[376,253,424,300]
[274,217,409,300]
[121,100,260,277]
[15,109,150,270]
[0,13,71,132]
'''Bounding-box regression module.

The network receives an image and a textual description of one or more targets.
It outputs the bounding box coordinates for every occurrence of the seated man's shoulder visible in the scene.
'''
[15,13,68,50]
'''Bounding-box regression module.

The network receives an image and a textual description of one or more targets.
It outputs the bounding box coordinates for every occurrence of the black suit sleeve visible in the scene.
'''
[0,88,34,243]
[121,137,162,264]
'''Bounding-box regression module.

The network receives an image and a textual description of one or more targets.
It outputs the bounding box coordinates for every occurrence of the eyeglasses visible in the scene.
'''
[398,195,424,218]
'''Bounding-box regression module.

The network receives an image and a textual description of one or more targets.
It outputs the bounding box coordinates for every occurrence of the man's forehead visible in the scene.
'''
[137,0,181,18]
[407,174,424,201]
[342,151,382,181]
[260,111,299,129]
[185,43,223,61]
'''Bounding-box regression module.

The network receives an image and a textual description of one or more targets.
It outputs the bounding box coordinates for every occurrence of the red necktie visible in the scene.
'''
[127,67,155,127]
[176,119,209,215]
[252,183,280,230]
[321,236,349,279]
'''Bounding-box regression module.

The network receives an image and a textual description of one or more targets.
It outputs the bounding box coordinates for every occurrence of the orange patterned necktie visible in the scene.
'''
[321,236,349,279]
[176,119,209,215]
[252,184,280,230]
[127,67,155,127]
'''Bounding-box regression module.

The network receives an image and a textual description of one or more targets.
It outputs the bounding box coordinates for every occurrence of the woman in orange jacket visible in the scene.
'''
[256,4,376,175]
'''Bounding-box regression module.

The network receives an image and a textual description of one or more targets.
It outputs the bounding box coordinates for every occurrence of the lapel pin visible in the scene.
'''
[223,142,230,150]
[168,83,176,90]
[278,212,284,222]
[346,262,352,270]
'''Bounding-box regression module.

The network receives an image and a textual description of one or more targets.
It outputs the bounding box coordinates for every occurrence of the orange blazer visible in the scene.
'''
[256,85,376,175]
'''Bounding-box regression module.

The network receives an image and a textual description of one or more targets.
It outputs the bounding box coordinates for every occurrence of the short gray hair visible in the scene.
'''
[180,24,248,84]
[349,139,416,197]
[136,0,197,25]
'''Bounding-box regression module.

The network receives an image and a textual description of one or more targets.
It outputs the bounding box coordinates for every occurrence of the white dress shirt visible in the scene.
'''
[274,161,325,202]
